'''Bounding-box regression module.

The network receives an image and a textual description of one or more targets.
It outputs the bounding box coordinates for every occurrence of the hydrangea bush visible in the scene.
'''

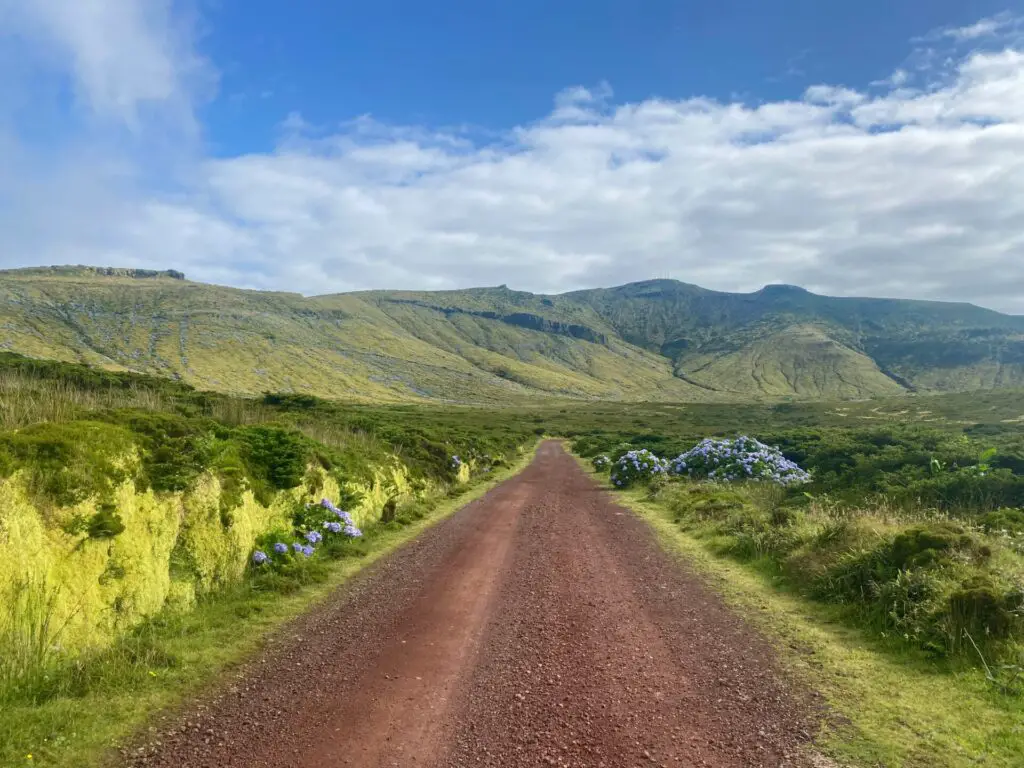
[610,449,669,488]
[591,455,611,472]
[249,496,364,568]
[670,436,811,486]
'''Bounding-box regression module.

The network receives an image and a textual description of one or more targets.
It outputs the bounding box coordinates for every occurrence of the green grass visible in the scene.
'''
[0,447,536,768]
[583,464,1024,767]
[2,347,1024,767]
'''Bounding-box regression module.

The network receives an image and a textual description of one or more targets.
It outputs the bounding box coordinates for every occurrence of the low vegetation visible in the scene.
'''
[573,414,1024,765]
[0,354,536,766]
[3,346,1024,766]
[575,428,1024,669]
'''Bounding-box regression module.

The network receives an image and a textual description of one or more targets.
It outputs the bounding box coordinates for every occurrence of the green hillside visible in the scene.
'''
[567,280,1024,396]
[1,267,1022,402]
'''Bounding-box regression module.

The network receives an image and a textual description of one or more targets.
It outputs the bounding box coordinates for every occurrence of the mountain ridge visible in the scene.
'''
[1,266,1022,403]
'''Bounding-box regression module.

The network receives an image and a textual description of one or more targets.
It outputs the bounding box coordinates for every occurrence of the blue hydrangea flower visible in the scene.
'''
[343,523,363,538]
[323,521,343,534]
[669,436,810,486]
[293,542,304,552]
[305,530,322,544]
[273,542,288,554]
[252,550,270,565]
[609,449,669,488]
[301,545,314,557]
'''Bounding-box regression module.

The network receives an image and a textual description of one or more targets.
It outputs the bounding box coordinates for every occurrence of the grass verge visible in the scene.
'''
[0,446,537,768]
[574,458,1024,768]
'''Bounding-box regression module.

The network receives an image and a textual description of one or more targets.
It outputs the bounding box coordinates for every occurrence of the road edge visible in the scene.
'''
[10,444,542,768]
[567,449,1024,768]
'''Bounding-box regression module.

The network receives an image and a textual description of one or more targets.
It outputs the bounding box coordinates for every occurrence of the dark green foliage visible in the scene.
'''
[118,412,214,492]
[0,351,194,396]
[237,426,309,503]
[817,523,985,609]
[0,421,134,507]
[381,496,398,523]
[87,504,126,539]
[0,359,532,511]
[982,508,1024,535]
[948,577,1022,645]
[570,408,1024,514]
[890,523,980,569]
[261,392,320,410]
[659,480,1023,662]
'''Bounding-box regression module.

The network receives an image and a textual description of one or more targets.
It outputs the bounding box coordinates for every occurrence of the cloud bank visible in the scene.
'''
[2,6,1024,313]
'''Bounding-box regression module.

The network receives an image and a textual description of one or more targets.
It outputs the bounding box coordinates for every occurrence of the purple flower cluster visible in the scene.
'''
[670,436,810,486]
[251,496,369,570]
[610,449,669,488]
[285,542,314,558]
[320,498,362,537]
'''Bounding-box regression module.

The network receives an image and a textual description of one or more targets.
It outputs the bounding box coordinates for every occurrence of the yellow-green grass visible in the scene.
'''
[575,460,1024,768]
[5,268,1024,405]
[0,446,538,768]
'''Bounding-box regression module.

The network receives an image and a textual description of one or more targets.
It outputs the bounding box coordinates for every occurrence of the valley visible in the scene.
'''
[1,278,1023,767]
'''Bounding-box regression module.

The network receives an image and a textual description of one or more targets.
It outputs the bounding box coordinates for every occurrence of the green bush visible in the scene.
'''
[947,576,1022,649]
[87,504,126,539]
[981,508,1024,535]
[0,421,135,506]
[238,426,309,503]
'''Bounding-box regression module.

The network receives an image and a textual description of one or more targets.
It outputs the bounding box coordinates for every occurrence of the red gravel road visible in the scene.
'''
[124,441,819,768]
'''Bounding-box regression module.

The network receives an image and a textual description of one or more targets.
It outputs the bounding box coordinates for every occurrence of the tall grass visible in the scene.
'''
[0,578,79,704]
[296,420,383,455]
[653,479,1024,669]
[209,396,273,426]
[0,371,168,429]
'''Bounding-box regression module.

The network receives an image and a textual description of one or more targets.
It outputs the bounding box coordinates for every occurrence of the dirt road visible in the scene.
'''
[126,441,815,767]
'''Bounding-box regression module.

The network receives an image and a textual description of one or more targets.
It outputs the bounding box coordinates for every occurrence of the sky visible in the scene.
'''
[2,2,1024,313]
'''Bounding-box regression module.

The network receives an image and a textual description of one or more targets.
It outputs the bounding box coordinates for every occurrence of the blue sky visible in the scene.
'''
[202,0,1011,152]
[2,2,1024,312]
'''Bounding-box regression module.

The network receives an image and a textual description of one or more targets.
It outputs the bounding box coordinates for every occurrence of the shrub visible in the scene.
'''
[889,523,981,570]
[610,449,668,488]
[947,576,1022,649]
[87,504,126,539]
[670,436,811,486]
[0,421,135,507]
[591,455,611,472]
[238,426,309,500]
[981,508,1024,536]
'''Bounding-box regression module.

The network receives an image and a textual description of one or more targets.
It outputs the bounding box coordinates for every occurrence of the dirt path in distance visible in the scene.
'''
[124,441,817,768]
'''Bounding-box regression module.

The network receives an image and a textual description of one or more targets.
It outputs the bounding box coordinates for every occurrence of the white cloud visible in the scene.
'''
[0,0,210,130]
[3,8,1024,316]
[943,14,1013,42]
[803,84,865,106]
